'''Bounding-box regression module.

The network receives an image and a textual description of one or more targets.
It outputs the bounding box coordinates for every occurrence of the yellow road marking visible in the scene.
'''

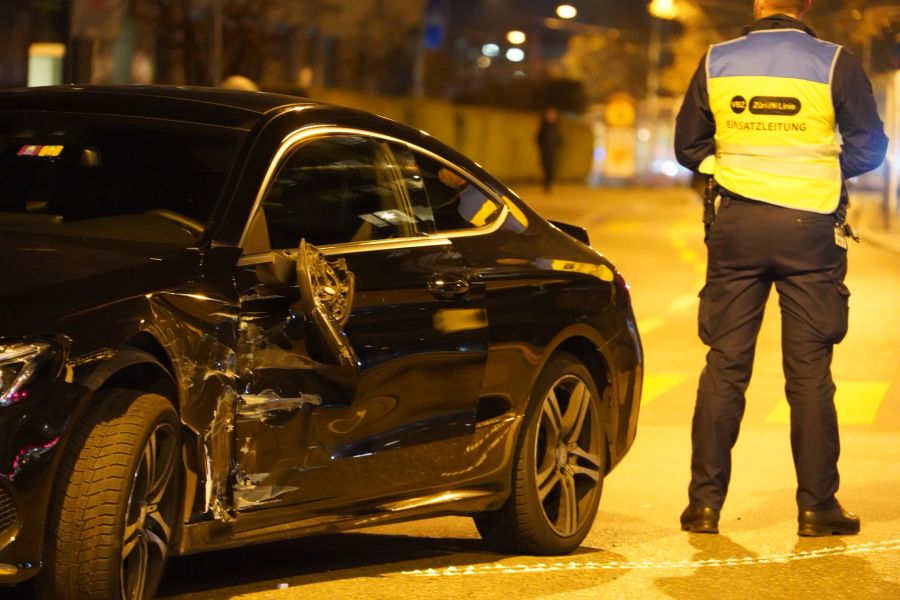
[639,317,664,334]
[667,293,699,314]
[401,539,900,576]
[642,374,689,406]
[766,381,891,425]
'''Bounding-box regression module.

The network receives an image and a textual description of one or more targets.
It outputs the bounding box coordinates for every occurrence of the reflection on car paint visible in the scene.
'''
[3,436,60,481]
[502,195,529,233]
[533,258,615,282]
[433,308,488,334]
[377,489,494,513]
[326,395,397,434]
[439,414,516,478]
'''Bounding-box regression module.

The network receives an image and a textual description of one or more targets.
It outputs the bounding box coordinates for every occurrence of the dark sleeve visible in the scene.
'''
[832,49,889,179]
[674,53,716,172]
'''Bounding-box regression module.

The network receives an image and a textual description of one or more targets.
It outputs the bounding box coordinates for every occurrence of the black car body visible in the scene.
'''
[0,86,642,598]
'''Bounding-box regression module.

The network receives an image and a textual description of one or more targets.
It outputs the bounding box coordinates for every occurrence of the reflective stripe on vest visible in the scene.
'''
[707,29,842,213]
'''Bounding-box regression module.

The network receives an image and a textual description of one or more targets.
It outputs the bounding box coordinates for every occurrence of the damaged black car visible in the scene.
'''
[0,85,642,599]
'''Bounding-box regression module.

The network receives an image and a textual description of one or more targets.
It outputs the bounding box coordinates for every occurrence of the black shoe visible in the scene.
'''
[798,503,860,537]
[680,505,720,534]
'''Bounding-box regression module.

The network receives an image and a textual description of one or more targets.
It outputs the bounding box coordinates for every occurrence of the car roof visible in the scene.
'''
[0,84,506,196]
[0,84,318,130]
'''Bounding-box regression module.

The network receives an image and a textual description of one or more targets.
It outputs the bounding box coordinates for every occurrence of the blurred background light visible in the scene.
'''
[506,47,525,62]
[556,4,578,20]
[506,30,527,45]
[648,0,679,20]
[482,43,500,57]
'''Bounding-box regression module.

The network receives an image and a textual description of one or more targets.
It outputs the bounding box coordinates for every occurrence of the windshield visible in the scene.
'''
[0,113,243,243]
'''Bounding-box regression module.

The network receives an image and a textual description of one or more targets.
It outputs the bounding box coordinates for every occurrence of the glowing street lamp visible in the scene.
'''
[556,4,577,19]
[506,30,527,45]
[506,47,525,62]
[648,0,679,21]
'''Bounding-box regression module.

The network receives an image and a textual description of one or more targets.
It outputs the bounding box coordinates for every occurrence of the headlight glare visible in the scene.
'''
[0,340,60,407]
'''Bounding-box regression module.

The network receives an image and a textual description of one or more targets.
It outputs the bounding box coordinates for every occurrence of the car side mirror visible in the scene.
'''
[241,206,296,286]
[294,240,357,368]
[256,253,296,286]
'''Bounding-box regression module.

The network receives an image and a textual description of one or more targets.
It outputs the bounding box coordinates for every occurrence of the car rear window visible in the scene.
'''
[0,113,243,242]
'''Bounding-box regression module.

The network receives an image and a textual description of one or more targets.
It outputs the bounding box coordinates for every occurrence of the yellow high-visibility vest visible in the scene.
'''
[707,29,842,213]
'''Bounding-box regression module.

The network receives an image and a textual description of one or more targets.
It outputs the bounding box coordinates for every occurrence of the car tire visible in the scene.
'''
[37,389,181,600]
[474,352,607,555]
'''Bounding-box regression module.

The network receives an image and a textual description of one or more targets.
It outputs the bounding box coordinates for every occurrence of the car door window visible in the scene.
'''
[397,148,503,233]
[261,135,420,248]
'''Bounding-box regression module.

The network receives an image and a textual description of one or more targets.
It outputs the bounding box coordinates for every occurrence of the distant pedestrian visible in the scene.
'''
[537,107,562,194]
[674,0,887,537]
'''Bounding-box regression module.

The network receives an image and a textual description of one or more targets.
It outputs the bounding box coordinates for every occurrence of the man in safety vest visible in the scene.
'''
[674,0,888,536]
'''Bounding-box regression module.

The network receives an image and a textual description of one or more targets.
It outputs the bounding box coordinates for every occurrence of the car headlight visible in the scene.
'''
[0,337,68,407]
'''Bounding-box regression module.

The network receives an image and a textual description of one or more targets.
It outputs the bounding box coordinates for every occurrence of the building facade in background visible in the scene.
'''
[0,0,425,95]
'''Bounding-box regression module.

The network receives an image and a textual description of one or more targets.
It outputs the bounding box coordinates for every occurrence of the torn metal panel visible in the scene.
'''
[138,243,361,519]
[237,389,322,422]
[232,471,300,511]
[204,386,236,522]
[144,292,240,399]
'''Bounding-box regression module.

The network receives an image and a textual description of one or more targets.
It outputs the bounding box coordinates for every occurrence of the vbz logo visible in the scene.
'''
[730,96,747,114]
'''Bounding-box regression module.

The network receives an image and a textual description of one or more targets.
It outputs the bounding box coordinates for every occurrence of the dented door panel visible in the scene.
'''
[227,242,488,512]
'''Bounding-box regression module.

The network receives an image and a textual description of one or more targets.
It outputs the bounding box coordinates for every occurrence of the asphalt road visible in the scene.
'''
[10,186,900,599]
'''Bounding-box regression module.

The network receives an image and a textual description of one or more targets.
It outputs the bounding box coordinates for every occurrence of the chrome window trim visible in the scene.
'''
[237,236,454,267]
[319,235,453,256]
[237,126,508,254]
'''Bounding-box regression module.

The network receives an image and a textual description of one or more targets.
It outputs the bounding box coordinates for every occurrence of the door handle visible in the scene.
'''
[428,274,470,299]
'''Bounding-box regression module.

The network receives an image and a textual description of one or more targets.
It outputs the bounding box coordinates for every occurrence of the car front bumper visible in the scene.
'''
[0,380,88,585]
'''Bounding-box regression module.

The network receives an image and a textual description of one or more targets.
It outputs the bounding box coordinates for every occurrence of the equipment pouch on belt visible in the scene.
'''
[703,176,719,226]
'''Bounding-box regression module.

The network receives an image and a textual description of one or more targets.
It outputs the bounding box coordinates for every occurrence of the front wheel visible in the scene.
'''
[475,352,607,555]
[38,389,182,600]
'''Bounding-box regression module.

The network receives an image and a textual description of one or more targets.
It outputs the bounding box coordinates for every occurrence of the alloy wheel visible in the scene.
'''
[533,374,603,537]
[121,420,179,600]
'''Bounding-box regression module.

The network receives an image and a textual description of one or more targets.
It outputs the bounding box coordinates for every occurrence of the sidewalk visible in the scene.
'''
[848,191,900,254]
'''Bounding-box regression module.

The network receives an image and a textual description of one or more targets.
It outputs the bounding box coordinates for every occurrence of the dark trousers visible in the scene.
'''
[689,196,850,512]
[540,153,557,192]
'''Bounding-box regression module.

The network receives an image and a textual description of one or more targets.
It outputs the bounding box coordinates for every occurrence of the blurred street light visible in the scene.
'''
[482,43,500,57]
[646,0,681,178]
[506,47,525,62]
[648,0,679,21]
[647,0,680,119]
[556,4,578,20]
[506,30,527,45]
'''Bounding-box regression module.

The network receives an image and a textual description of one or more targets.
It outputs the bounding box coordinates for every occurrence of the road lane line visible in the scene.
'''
[400,538,900,576]
[642,374,689,406]
[638,317,665,334]
[766,381,891,425]
[667,293,699,314]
